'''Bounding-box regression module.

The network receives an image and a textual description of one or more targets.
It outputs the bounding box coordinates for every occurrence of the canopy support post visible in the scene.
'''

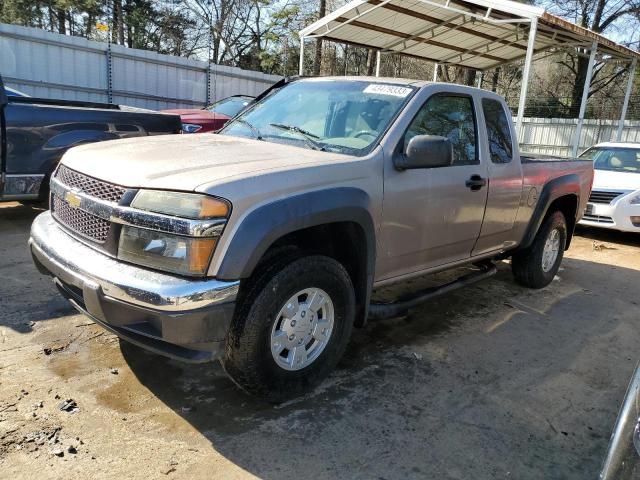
[432,63,438,82]
[572,41,598,157]
[616,58,637,142]
[376,51,381,77]
[516,18,537,139]
[299,37,305,76]
[476,71,483,88]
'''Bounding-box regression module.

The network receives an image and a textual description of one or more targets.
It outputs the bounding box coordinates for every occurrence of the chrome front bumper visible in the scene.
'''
[29,211,240,362]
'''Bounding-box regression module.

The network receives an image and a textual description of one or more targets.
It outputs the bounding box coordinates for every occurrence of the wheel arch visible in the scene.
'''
[216,187,376,327]
[519,174,581,252]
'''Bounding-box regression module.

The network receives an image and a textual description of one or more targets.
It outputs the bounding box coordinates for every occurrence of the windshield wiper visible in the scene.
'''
[235,118,262,140]
[269,123,325,151]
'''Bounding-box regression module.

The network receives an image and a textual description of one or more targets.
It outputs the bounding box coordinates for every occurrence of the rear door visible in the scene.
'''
[379,89,489,281]
[472,97,524,255]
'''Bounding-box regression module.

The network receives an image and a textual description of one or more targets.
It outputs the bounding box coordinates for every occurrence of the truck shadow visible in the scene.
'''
[120,256,640,479]
[0,201,76,332]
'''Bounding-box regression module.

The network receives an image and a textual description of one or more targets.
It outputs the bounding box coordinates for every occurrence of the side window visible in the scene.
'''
[482,98,513,164]
[404,94,478,166]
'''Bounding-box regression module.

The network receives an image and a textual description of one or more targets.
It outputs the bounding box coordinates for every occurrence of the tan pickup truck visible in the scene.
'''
[27,77,594,401]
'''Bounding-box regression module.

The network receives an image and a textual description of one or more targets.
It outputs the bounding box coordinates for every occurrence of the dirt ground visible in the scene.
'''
[1,201,640,480]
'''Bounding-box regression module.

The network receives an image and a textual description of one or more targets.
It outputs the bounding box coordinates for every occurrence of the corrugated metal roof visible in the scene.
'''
[299,0,640,71]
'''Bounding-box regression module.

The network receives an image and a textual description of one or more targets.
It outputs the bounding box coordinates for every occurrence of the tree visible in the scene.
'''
[312,0,325,75]
[538,0,640,109]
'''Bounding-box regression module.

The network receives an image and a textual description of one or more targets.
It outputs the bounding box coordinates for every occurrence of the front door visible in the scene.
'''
[379,93,489,282]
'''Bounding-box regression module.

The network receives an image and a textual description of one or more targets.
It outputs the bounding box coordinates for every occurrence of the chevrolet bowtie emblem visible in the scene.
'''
[64,190,82,208]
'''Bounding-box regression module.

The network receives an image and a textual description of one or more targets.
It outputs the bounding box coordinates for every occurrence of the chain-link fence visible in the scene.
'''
[509,95,640,121]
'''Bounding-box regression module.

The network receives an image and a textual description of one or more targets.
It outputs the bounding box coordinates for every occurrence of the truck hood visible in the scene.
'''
[593,168,640,191]
[60,134,352,191]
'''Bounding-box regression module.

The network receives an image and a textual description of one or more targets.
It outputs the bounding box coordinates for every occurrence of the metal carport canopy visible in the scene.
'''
[299,0,640,154]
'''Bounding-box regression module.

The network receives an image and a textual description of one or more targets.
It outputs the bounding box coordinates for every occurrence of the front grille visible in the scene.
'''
[52,195,111,243]
[582,213,614,224]
[55,165,126,203]
[588,190,623,204]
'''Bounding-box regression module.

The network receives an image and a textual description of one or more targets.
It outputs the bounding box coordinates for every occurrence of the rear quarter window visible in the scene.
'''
[482,98,513,164]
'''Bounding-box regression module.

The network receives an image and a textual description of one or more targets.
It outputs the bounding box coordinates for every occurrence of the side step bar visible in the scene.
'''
[368,262,498,320]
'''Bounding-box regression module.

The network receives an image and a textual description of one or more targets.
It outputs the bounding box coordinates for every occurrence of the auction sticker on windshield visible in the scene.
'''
[363,84,413,97]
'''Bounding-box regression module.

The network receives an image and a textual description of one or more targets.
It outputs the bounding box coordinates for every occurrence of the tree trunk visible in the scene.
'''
[124,0,133,47]
[86,14,94,37]
[462,68,476,86]
[313,0,326,75]
[111,4,117,43]
[57,9,66,34]
[68,10,74,35]
[213,35,221,65]
[344,45,348,75]
[366,49,376,76]
[330,45,336,76]
[571,55,590,115]
[491,68,500,92]
[114,0,124,45]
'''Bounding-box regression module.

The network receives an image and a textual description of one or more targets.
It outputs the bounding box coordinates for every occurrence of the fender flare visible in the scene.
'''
[216,187,376,284]
[519,174,581,251]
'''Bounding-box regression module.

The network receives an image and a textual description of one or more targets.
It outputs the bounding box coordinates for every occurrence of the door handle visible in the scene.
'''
[465,175,486,191]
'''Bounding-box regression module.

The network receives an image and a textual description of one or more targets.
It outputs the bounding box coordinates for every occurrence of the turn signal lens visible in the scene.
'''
[199,196,231,217]
[189,237,218,273]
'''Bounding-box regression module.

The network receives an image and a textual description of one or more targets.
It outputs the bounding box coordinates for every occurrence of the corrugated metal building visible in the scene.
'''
[0,23,282,110]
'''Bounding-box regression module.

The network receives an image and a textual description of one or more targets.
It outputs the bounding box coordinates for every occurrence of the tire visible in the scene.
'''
[511,210,567,289]
[222,255,355,403]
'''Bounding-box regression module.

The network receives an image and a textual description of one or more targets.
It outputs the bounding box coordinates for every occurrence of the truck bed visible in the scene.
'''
[522,154,593,194]
[520,152,589,163]
[514,153,594,235]
[1,92,181,201]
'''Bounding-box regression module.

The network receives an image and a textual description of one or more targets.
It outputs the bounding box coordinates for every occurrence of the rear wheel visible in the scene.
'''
[222,255,355,403]
[512,210,567,289]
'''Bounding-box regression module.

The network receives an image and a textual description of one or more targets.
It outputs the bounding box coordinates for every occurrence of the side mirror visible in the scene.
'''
[395,135,453,170]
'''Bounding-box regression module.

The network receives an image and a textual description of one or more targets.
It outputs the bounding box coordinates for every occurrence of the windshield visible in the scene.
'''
[206,96,252,117]
[220,80,416,155]
[580,147,640,173]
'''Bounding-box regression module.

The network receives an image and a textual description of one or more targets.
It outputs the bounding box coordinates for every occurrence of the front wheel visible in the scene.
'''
[222,255,355,402]
[511,210,567,289]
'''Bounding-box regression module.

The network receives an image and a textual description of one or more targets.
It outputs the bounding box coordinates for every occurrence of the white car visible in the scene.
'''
[578,142,640,232]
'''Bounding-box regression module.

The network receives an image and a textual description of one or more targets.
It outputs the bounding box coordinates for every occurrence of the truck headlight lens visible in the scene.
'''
[131,190,230,219]
[118,226,217,276]
[630,193,640,205]
[118,191,230,275]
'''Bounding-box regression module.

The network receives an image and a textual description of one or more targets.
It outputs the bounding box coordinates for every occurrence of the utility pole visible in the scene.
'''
[206,0,213,105]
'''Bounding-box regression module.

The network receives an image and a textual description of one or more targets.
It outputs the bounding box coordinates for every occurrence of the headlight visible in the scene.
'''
[181,123,202,133]
[118,226,216,275]
[630,193,640,205]
[117,190,230,276]
[131,190,229,219]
